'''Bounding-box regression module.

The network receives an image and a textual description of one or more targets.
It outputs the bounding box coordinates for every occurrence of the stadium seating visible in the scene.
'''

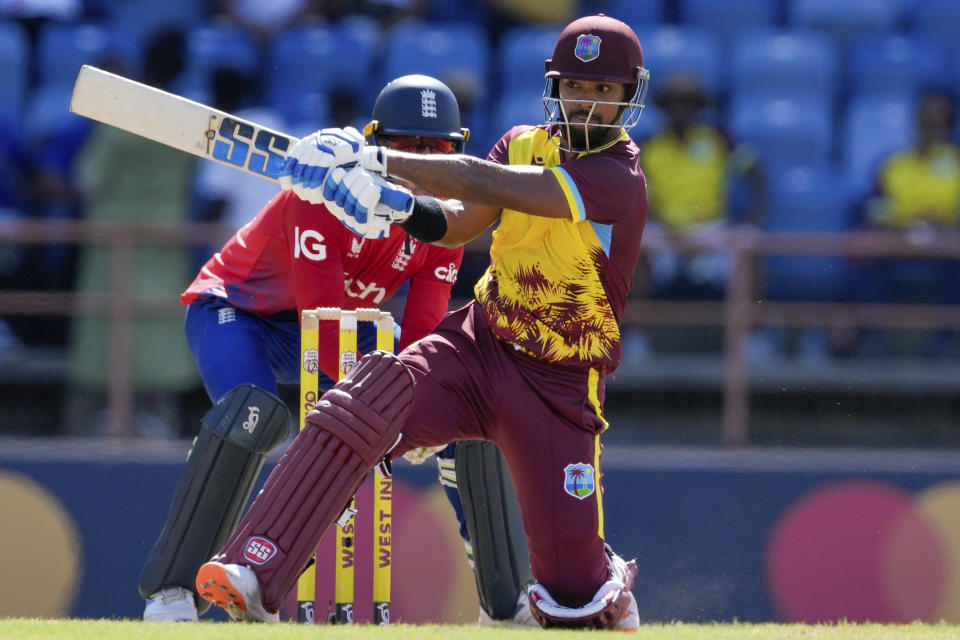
[425,0,493,23]
[36,22,119,87]
[910,0,960,45]
[0,21,27,131]
[630,103,666,143]
[280,91,332,130]
[762,165,853,302]
[580,0,664,26]
[847,33,951,99]
[679,0,779,43]
[497,25,560,95]
[788,0,904,50]
[178,23,259,102]
[632,25,722,95]
[105,0,204,67]
[266,21,378,123]
[380,21,491,105]
[841,95,914,199]
[490,94,543,141]
[730,29,839,103]
[729,95,834,171]
[22,84,76,144]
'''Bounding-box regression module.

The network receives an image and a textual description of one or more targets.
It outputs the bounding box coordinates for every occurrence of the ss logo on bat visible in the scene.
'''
[212,117,291,179]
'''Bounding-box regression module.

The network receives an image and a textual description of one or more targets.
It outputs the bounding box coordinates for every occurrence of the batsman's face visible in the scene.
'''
[557,79,627,147]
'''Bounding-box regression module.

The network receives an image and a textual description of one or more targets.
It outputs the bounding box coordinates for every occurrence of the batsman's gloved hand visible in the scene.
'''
[279,126,365,193]
[360,145,389,176]
[322,166,414,239]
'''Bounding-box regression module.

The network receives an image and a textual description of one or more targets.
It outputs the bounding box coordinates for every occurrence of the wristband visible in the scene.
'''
[396,196,448,243]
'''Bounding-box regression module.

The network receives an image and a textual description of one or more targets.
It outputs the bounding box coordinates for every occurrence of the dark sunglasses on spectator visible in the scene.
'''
[378,135,456,154]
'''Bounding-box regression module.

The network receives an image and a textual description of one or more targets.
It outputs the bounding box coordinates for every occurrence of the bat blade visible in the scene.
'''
[69,65,295,182]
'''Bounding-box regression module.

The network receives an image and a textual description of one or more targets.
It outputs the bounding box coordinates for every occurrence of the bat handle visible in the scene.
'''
[378,189,413,216]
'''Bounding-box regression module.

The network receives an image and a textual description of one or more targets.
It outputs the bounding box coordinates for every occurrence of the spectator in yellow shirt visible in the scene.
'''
[638,74,765,301]
[855,89,960,357]
[867,91,960,230]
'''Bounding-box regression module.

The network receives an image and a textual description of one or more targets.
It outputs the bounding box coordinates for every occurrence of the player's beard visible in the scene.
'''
[562,111,618,151]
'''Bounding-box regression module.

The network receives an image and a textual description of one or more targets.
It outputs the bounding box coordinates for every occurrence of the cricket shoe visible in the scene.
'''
[143,586,198,622]
[607,546,640,631]
[195,561,279,623]
[613,590,640,632]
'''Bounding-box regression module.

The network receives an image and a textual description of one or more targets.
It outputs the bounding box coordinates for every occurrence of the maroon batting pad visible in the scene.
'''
[212,351,414,611]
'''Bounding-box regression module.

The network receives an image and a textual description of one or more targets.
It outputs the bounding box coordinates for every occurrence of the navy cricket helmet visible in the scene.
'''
[364,74,469,152]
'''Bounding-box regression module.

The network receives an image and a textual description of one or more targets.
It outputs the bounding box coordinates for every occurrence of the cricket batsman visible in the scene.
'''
[197,13,647,630]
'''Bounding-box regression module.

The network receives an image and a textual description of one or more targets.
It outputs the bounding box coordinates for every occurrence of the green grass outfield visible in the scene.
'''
[2,620,960,640]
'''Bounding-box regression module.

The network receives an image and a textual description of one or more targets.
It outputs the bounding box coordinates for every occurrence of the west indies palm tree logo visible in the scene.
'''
[574,34,602,63]
[563,463,596,500]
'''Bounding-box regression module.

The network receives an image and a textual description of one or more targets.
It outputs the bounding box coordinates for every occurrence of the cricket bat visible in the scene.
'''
[70,65,295,181]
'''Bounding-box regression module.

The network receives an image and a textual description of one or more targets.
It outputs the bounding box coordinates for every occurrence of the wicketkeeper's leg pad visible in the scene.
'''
[138,384,291,612]
[213,350,414,612]
[455,440,533,621]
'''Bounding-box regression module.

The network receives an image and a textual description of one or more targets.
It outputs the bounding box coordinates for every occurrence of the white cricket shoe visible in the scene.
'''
[607,547,640,632]
[613,590,640,632]
[195,561,279,623]
[143,586,198,622]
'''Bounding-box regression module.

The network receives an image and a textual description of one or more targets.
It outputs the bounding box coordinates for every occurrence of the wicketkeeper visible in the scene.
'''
[140,75,532,625]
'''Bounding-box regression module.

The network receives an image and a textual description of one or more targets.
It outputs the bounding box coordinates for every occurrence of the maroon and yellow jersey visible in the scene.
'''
[475,124,647,374]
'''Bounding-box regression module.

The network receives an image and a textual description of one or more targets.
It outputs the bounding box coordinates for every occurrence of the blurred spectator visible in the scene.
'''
[0,122,33,251]
[442,69,493,155]
[0,117,34,354]
[852,89,960,357]
[193,67,287,258]
[623,74,765,361]
[865,91,960,232]
[9,53,129,348]
[1,50,91,349]
[64,30,199,437]
[638,74,766,301]
[327,85,365,130]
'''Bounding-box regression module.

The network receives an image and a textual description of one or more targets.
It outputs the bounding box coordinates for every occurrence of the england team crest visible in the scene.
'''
[574,34,602,62]
[563,462,596,500]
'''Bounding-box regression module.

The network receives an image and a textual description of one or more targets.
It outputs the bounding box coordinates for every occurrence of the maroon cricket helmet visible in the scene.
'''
[544,14,645,85]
